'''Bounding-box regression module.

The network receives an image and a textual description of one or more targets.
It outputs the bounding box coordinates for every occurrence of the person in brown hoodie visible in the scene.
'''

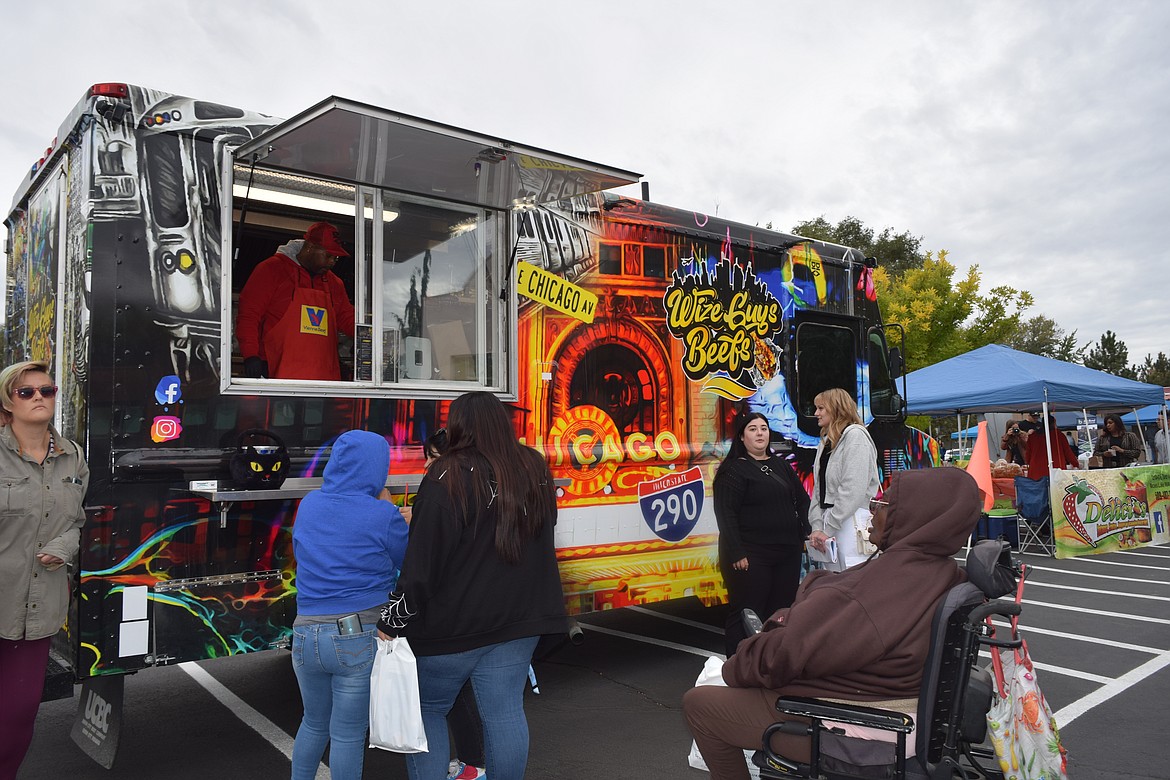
[683,468,981,780]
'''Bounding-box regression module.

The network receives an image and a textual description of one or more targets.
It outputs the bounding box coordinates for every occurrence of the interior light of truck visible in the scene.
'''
[231,184,398,222]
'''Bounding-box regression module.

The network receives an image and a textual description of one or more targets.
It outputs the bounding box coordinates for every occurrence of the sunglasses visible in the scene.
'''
[869,498,889,513]
[12,385,58,400]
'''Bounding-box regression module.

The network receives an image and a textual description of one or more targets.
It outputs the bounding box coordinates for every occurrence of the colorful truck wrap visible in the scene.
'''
[4,84,934,693]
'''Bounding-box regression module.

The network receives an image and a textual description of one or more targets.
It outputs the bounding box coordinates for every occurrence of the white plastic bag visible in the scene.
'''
[687,655,761,779]
[368,636,428,753]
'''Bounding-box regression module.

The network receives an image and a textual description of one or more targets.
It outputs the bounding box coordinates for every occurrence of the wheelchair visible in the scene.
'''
[750,540,1021,779]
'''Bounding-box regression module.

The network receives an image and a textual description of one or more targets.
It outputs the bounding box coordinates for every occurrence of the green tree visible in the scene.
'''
[874,251,1031,371]
[791,215,924,277]
[1084,330,1136,379]
[1135,352,1170,387]
[1052,332,1087,363]
[786,215,1033,373]
[1006,315,1086,362]
[969,284,1034,348]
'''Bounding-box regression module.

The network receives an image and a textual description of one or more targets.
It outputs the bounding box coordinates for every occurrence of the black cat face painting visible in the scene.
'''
[230,429,290,489]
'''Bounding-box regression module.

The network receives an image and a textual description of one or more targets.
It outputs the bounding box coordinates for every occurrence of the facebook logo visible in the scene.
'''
[154,375,182,405]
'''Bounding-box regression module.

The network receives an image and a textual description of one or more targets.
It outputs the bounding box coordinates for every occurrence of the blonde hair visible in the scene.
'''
[0,359,53,424]
[814,387,863,448]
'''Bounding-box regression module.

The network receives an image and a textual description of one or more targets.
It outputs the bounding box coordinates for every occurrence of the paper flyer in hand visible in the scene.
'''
[806,537,844,570]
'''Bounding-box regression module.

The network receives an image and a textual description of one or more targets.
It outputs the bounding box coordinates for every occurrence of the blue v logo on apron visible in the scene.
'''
[300,305,329,335]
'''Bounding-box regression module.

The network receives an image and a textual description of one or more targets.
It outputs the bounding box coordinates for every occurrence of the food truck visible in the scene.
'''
[4,83,934,759]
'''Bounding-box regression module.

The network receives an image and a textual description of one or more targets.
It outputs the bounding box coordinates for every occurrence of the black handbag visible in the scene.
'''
[229,429,290,490]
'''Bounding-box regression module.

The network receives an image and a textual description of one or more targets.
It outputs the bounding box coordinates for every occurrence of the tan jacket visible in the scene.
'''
[0,424,90,640]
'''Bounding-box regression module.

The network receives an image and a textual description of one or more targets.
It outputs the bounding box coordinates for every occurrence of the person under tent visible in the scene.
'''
[1024,415,1079,479]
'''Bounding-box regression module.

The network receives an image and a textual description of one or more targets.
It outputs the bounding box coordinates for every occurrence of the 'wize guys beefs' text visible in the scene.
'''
[663,256,782,382]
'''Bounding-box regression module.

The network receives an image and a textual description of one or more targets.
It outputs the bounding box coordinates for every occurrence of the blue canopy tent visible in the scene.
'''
[951,425,979,440]
[903,344,1165,467]
[904,345,1165,415]
[1122,403,1169,425]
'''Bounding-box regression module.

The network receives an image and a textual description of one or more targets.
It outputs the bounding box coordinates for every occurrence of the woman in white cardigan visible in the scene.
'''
[807,388,881,568]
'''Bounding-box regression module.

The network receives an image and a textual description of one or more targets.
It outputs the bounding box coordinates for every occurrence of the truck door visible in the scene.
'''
[790,311,862,439]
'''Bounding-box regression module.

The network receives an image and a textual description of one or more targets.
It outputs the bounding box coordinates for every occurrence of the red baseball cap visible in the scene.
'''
[303,222,350,257]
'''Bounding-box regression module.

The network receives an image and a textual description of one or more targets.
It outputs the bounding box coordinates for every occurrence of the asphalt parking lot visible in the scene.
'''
[18,544,1170,779]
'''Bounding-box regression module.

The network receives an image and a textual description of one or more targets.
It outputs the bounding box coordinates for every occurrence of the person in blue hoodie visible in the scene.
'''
[290,430,409,780]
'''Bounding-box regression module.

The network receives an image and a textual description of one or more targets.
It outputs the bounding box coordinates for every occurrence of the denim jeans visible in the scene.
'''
[405,635,539,780]
[291,623,376,780]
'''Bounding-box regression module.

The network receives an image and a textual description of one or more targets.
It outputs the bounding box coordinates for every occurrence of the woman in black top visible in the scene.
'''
[713,413,810,656]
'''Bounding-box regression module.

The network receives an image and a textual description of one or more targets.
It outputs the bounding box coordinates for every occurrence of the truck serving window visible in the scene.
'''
[221,96,639,397]
[227,166,502,395]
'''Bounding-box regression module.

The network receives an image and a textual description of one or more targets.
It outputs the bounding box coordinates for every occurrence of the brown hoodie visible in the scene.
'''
[722,468,981,701]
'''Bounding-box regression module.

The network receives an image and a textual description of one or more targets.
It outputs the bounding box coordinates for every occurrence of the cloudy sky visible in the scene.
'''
[2,1,1166,365]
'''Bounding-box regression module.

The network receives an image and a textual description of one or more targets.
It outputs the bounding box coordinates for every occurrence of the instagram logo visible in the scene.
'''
[151,416,183,443]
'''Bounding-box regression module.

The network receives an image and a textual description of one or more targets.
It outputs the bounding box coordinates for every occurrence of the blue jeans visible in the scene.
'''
[291,623,376,780]
[405,635,539,780]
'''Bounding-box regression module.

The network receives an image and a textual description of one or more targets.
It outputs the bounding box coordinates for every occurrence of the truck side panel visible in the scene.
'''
[4,85,930,681]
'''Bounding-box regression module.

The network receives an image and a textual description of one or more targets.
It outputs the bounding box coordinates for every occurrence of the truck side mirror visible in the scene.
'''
[890,393,906,419]
[888,347,904,379]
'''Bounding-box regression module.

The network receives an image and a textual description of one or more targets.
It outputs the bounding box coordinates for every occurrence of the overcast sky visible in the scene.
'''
[2,1,1166,366]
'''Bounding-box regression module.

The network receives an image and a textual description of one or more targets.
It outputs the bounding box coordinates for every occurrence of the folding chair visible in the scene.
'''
[1013,476,1054,556]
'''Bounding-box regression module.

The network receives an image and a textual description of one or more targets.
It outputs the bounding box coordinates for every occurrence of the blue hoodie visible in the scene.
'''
[293,430,409,615]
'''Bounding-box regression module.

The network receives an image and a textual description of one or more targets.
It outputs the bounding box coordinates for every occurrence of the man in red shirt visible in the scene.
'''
[237,222,356,381]
[1024,414,1080,479]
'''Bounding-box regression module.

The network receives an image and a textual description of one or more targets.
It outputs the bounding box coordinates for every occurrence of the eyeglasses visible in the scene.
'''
[12,385,58,400]
[869,498,889,513]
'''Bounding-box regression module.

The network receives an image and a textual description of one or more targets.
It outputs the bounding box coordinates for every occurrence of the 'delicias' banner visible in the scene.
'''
[1051,465,1170,558]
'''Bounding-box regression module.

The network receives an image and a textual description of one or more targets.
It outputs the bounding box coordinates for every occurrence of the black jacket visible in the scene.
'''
[378,460,568,655]
[713,455,811,563]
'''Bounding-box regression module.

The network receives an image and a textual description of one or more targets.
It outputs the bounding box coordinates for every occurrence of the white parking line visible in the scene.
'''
[1025,564,1170,586]
[1054,554,1170,570]
[580,623,724,660]
[1053,650,1170,727]
[990,621,1165,654]
[975,650,1113,685]
[178,662,328,780]
[1023,598,1170,624]
[1024,580,1170,602]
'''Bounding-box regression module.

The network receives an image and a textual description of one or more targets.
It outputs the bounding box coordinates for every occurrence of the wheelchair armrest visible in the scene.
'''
[970,600,1025,648]
[775,696,915,733]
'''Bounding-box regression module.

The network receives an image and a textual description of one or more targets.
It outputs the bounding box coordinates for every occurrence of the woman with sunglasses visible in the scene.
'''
[0,360,89,779]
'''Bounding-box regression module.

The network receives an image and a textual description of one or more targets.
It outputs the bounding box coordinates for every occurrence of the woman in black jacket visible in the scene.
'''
[714,412,810,657]
[379,392,566,780]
